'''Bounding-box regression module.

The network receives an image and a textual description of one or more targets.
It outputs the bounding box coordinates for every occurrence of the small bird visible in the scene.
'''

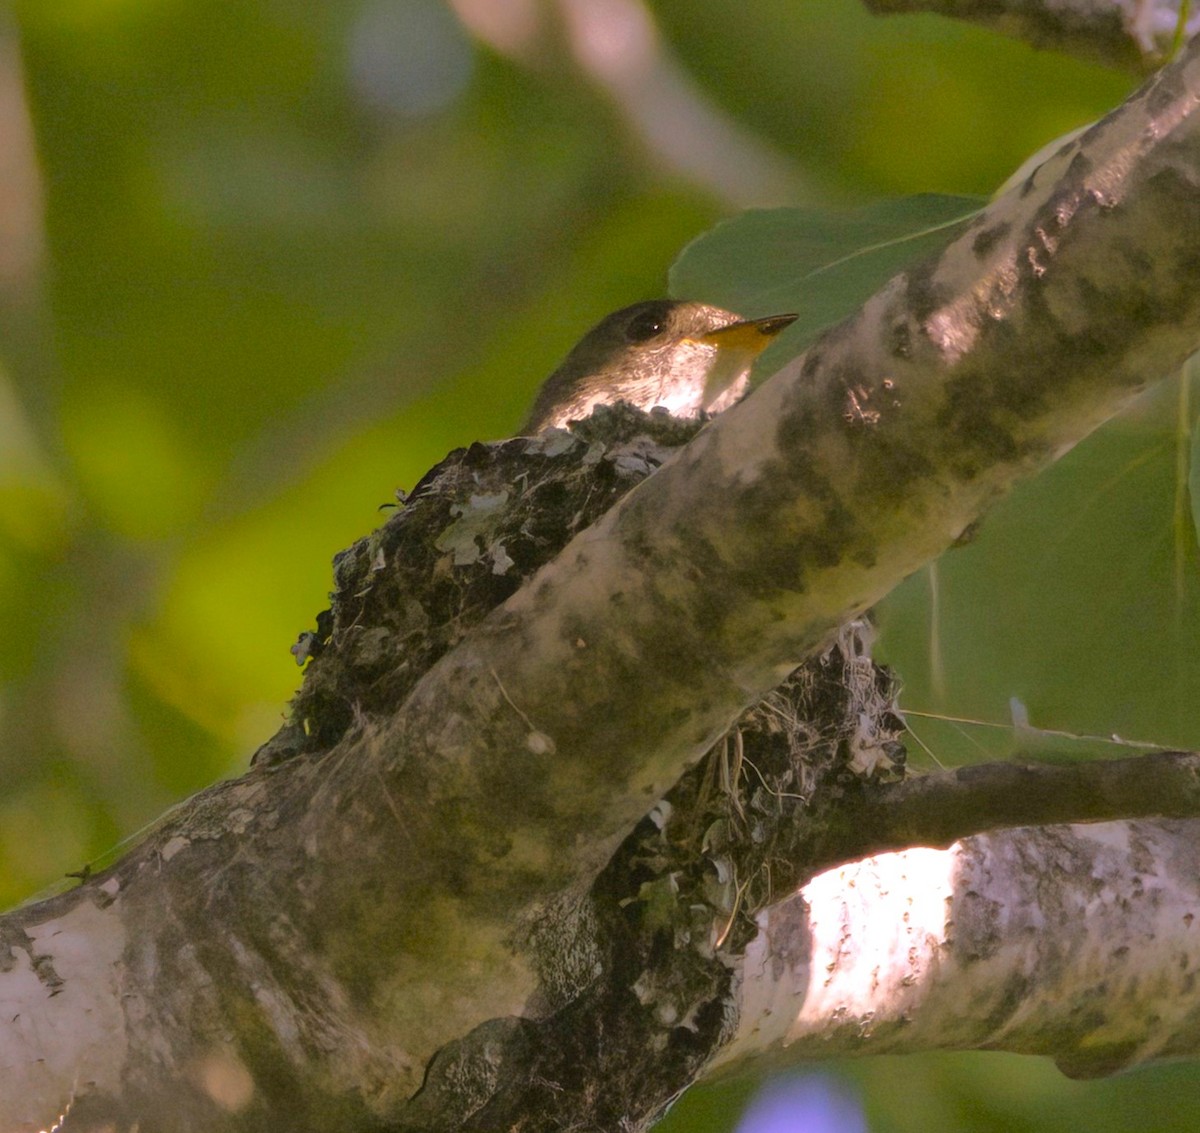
[522,300,797,433]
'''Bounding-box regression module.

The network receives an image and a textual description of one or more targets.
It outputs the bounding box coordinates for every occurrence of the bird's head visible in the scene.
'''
[523,300,797,433]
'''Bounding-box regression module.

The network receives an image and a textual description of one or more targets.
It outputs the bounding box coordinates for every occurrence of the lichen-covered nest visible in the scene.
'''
[253,401,905,925]
[253,404,707,766]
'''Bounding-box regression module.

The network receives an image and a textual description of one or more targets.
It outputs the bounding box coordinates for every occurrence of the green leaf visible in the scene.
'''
[877,378,1200,759]
[668,194,984,374]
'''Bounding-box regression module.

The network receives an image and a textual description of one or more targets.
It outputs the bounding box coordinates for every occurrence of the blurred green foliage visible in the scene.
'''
[0,1,1194,1130]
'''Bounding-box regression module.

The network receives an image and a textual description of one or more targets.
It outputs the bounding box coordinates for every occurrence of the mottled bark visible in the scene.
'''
[724,819,1200,1079]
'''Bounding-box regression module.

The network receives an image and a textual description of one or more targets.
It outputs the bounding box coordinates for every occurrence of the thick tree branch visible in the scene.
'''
[4,38,1200,1133]
[721,818,1200,1078]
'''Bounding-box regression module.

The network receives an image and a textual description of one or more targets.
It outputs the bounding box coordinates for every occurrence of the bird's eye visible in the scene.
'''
[624,309,666,343]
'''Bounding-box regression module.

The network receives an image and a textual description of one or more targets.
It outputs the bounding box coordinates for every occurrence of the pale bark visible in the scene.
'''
[724,819,1200,1078]
[4,32,1200,1133]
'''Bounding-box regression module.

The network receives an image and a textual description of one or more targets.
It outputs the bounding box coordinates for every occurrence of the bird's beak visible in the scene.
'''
[695,312,798,352]
[688,312,799,412]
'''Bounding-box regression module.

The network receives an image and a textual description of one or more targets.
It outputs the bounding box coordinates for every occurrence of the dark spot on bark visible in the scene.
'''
[851,545,877,569]
[776,389,822,447]
[1066,149,1094,182]
[935,370,1025,478]
[904,264,954,325]
[1069,273,1155,358]
[888,319,912,359]
[852,433,937,505]
[777,449,860,571]
[31,952,63,993]
[972,221,1010,258]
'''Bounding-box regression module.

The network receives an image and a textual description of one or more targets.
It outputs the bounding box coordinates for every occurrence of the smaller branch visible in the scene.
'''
[819,750,1200,866]
[864,0,1198,72]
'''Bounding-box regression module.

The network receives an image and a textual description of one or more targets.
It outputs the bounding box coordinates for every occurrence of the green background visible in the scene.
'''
[2,1,1196,1130]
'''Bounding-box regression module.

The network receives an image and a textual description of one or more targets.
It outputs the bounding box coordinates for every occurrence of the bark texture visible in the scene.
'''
[725,819,1200,1078]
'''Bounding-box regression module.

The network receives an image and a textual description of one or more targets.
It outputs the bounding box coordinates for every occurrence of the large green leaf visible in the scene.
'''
[876,376,1200,765]
[668,194,983,374]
